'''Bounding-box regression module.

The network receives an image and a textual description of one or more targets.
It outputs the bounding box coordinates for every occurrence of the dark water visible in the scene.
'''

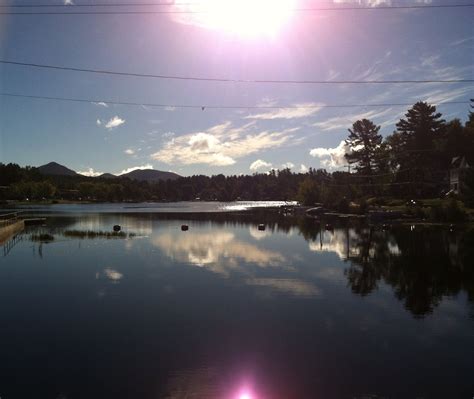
[1,213,473,399]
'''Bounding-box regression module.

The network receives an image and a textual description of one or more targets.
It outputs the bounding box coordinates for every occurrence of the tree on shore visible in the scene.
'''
[394,101,445,171]
[344,119,383,175]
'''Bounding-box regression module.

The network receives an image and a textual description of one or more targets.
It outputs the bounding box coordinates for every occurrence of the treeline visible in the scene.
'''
[1,101,473,205]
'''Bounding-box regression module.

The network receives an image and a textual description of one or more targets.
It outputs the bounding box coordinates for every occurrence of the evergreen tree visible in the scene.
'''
[345,119,383,175]
[395,102,445,169]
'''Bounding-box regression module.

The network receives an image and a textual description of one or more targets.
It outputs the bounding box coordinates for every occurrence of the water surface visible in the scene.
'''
[1,213,473,398]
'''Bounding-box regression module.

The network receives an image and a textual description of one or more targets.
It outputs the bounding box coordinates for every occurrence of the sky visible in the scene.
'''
[0,0,473,177]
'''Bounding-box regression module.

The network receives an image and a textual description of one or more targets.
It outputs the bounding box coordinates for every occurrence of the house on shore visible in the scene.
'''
[450,156,470,195]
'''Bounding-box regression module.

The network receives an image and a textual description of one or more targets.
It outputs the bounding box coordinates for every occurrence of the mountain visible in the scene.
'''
[38,162,78,176]
[98,173,117,179]
[121,169,181,182]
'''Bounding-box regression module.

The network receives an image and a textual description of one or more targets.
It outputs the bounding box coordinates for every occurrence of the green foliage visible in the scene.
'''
[297,178,319,205]
[427,199,468,223]
[63,230,133,239]
[345,118,383,175]
[30,233,54,242]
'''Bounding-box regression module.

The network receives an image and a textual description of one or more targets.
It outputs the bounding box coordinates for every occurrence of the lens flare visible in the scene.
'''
[174,0,295,37]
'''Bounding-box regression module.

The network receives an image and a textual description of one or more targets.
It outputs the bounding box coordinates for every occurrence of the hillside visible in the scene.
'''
[38,162,78,176]
[121,169,181,182]
[98,173,117,179]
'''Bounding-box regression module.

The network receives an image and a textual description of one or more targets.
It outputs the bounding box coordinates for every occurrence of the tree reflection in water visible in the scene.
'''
[300,220,474,318]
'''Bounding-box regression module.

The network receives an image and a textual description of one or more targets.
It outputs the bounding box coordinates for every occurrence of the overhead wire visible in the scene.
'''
[0,92,470,110]
[1,3,474,14]
[2,60,473,84]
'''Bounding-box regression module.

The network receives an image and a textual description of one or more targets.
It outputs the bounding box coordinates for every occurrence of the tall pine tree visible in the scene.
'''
[345,119,383,175]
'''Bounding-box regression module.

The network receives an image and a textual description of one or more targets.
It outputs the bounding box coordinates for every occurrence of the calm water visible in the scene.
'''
[1,212,473,399]
[10,201,297,214]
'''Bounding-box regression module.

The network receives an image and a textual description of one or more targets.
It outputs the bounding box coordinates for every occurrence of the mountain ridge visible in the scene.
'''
[38,162,181,182]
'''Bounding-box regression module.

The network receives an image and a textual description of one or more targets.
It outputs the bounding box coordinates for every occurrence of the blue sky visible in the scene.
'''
[0,0,473,176]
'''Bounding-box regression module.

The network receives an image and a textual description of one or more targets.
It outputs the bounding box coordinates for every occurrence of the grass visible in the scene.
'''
[30,233,54,242]
[63,230,136,239]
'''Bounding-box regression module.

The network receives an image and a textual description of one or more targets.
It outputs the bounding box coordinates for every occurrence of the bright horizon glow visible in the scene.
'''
[174,0,296,37]
[239,393,252,399]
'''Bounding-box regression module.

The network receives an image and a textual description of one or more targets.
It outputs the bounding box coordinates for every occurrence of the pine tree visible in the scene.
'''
[345,119,383,175]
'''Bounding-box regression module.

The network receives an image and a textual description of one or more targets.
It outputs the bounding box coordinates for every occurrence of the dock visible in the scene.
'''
[0,212,26,245]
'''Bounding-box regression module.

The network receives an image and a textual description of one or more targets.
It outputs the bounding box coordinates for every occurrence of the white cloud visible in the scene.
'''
[152,121,299,167]
[78,168,103,177]
[300,164,309,173]
[245,103,324,120]
[250,159,272,172]
[64,0,74,5]
[281,162,295,169]
[124,149,135,155]
[310,140,351,169]
[105,116,125,130]
[96,119,102,126]
[92,101,108,108]
[246,278,321,297]
[118,164,153,175]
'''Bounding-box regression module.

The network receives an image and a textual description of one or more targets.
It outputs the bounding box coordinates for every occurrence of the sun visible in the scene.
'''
[174,0,296,37]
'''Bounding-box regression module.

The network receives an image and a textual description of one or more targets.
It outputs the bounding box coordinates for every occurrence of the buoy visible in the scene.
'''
[113,225,121,232]
[258,224,265,231]
[181,225,189,231]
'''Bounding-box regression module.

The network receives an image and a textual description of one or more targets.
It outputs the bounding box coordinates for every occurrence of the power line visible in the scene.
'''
[2,60,473,85]
[1,3,474,14]
[0,91,470,110]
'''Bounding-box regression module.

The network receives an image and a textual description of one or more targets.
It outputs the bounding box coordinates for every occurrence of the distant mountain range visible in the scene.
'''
[38,162,181,182]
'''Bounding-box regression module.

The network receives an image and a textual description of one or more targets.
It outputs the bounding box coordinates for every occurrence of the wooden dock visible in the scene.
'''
[0,212,26,245]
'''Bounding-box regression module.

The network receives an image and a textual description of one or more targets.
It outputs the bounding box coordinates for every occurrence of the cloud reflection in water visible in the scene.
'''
[153,231,285,277]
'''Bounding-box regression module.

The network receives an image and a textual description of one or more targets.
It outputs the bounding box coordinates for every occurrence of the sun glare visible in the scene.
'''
[175,0,296,37]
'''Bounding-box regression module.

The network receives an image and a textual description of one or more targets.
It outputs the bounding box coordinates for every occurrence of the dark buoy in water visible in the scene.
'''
[258,224,265,231]
[325,224,333,231]
[181,225,189,231]
[113,225,121,232]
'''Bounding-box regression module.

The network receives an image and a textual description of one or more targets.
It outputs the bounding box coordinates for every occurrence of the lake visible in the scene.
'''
[0,207,473,398]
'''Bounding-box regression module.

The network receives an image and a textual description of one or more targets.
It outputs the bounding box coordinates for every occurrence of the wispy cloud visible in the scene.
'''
[245,103,324,120]
[333,0,432,6]
[118,164,153,175]
[78,168,103,177]
[250,159,272,172]
[152,121,299,167]
[310,140,350,169]
[124,149,135,155]
[313,108,393,132]
[104,116,125,130]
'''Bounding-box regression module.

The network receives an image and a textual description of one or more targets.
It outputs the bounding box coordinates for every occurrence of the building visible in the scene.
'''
[450,156,470,195]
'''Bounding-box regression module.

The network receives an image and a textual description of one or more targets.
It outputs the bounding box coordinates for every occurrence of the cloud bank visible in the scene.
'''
[152,121,299,166]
